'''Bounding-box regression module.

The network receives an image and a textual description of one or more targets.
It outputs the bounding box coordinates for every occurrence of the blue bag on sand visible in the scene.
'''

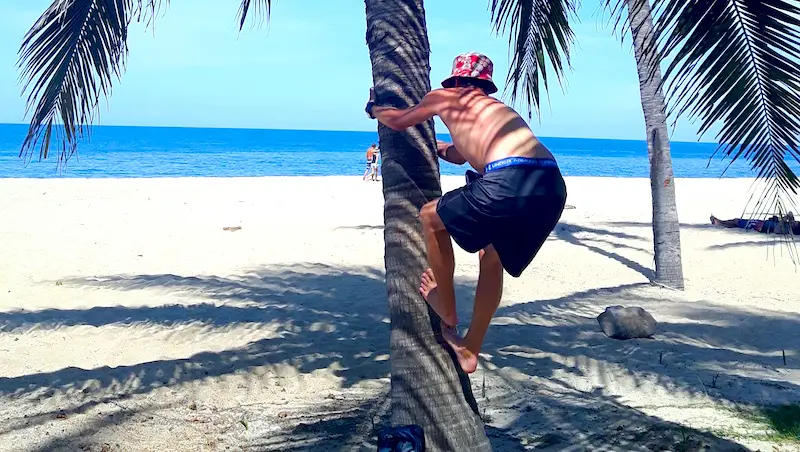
[377,424,425,452]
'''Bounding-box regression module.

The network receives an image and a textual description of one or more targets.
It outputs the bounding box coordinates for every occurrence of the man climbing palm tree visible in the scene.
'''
[366,53,567,374]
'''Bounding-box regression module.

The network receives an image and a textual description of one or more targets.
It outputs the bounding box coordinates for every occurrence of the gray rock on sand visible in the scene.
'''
[597,306,657,340]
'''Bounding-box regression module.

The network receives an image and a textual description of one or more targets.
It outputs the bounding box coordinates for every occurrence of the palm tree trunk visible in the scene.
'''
[364,0,492,450]
[626,0,685,290]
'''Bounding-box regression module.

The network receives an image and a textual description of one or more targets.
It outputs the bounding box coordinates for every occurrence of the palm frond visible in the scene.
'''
[489,0,580,119]
[651,0,800,216]
[600,0,660,56]
[600,0,631,41]
[18,0,168,164]
[138,0,169,28]
[237,0,271,31]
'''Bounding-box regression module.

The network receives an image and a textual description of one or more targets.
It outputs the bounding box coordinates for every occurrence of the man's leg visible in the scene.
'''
[418,199,459,327]
[464,246,503,354]
[442,245,503,374]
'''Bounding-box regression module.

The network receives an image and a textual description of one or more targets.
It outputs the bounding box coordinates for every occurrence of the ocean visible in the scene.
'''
[0,123,790,179]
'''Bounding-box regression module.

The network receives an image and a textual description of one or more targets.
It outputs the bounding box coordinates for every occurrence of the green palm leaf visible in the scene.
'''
[17,0,167,165]
[489,0,580,118]
[652,0,800,215]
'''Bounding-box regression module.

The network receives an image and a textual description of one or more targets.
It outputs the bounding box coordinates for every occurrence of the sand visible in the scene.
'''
[0,175,798,452]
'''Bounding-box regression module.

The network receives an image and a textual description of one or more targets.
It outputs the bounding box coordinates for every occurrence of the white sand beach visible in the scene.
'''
[0,175,798,451]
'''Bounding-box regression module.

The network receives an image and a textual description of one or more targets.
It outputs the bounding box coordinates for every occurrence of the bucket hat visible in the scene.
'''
[441,52,498,94]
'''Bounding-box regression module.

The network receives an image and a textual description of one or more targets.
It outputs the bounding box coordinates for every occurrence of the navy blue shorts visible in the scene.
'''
[436,158,567,277]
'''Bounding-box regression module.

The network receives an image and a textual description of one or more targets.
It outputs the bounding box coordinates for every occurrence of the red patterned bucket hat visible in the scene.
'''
[441,52,498,94]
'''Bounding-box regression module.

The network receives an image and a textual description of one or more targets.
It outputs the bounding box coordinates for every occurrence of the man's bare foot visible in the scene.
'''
[441,324,478,374]
[419,268,458,327]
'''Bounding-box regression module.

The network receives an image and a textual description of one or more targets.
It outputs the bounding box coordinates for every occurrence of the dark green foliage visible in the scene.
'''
[489,0,580,118]
[653,0,800,215]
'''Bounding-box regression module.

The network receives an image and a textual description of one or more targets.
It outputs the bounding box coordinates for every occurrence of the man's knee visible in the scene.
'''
[479,246,502,270]
[421,200,445,232]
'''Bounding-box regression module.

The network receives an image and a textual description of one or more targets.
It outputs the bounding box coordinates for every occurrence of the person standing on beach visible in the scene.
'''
[363,144,378,181]
[365,52,567,374]
[371,146,381,181]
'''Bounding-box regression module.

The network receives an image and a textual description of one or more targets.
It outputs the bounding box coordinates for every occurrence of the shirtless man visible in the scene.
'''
[363,144,378,181]
[365,53,567,373]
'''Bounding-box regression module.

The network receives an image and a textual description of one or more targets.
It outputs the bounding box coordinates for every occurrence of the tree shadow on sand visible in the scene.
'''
[485,284,800,405]
[341,221,657,280]
[0,265,392,398]
[600,220,799,255]
[553,222,655,280]
[602,221,716,230]
[1,264,798,450]
[240,383,758,451]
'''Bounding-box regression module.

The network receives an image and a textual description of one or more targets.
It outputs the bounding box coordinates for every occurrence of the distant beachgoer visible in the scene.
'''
[363,144,378,181]
[371,147,381,181]
[710,213,798,234]
[366,52,566,374]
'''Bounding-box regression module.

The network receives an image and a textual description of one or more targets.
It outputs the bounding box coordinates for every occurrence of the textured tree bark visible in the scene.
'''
[626,0,685,290]
[364,0,492,450]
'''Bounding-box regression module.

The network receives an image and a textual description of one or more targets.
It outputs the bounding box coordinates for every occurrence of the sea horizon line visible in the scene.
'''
[0,122,718,146]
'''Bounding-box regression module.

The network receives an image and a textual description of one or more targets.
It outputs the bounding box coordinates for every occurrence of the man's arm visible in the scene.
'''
[437,140,467,165]
[367,89,446,131]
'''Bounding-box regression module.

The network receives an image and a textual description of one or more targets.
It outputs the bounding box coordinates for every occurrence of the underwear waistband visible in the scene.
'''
[484,156,558,173]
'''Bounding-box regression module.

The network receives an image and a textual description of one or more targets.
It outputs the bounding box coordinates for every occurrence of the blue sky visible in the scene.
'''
[0,0,717,142]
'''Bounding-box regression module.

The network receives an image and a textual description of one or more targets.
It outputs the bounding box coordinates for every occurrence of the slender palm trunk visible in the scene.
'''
[626,0,685,290]
[364,0,492,450]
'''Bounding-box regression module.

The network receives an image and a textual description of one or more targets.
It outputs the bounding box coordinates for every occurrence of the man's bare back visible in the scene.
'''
[370,86,554,172]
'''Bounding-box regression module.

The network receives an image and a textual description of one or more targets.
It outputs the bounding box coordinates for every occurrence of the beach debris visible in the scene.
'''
[222,226,242,232]
[188,401,197,411]
[524,432,567,448]
[564,204,576,210]
[239,418,249,430]
[597,306,657,340]
[378,424,425,452]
